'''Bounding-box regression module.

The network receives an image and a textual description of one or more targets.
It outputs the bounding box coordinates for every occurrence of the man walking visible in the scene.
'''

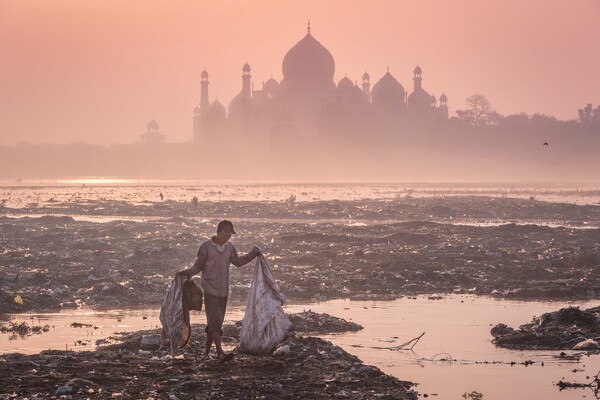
[178,220,260,361]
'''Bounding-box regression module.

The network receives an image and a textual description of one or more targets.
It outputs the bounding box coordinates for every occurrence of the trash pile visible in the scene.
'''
[2,195,600,313]
[0,313,417,399]
[286,310,363,334]
[491,306,600,350]
[0,321,50,337]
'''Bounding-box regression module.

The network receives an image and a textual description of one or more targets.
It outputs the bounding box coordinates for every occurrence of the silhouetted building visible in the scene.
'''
[192,23,449,145]
[141,120,165,143]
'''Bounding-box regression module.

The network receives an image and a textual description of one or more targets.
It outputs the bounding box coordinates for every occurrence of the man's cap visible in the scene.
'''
[217,220,236,235]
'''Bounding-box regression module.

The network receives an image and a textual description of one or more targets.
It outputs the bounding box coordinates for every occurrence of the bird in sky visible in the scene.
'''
[543,142,549,146]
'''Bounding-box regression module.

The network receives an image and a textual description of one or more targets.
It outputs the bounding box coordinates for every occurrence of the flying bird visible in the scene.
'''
[543,142,549,146]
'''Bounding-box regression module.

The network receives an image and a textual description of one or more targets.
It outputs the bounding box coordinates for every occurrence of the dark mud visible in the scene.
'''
[0,312,417,400]
[492,305,600,350]
[1,196,600,313]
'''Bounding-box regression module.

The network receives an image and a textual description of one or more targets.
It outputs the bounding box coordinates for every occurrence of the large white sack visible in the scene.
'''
[239,254,292,354]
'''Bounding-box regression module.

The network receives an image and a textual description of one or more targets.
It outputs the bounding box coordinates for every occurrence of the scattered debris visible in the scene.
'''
[0,321,50,337]
[0,314,418,399]
[2,196,600,313]
[491,306,600,350]
[557,370,600,395]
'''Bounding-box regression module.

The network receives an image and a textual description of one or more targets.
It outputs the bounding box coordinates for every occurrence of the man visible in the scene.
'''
[178,220,260,361]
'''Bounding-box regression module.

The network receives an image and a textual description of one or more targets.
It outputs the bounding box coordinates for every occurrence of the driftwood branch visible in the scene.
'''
[370,332,425,351]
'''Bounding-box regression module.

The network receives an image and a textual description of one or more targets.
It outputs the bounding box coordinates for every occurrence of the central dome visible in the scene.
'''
[280,32,335,96]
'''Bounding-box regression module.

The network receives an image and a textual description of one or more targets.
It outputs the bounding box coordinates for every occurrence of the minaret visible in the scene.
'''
[200,69,209,110]
[242,62,251,99]
[413,65,422,91]
[439,93,449,119]
[362,71,371,102]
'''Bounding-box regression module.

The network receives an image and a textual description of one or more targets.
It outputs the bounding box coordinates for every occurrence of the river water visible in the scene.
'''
[2,296,600,400]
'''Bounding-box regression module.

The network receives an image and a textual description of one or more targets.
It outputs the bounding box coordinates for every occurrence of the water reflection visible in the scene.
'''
[2,296,600,400]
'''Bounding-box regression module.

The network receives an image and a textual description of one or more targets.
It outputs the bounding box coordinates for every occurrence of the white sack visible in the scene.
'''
[239,254,292,354]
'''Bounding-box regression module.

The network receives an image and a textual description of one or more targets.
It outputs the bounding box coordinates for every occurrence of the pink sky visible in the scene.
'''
[1,0,599,145]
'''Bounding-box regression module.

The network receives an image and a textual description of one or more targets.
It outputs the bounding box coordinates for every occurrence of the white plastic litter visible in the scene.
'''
[239,254,292,354]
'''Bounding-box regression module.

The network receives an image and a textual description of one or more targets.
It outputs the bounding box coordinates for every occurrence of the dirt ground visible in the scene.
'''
[0,312,417,400]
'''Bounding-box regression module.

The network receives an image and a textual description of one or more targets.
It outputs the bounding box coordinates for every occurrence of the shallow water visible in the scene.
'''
[2,296,600,400]
[2,179,600,206]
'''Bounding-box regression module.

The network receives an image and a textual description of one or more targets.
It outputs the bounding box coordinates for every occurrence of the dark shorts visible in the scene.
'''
[204,293,228,335]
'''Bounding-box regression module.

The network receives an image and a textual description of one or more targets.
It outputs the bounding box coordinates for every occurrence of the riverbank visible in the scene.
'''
[0,313,417,400]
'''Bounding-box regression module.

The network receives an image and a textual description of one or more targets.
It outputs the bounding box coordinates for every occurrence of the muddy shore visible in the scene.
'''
[0,312,417,399]
[1,196,599,313]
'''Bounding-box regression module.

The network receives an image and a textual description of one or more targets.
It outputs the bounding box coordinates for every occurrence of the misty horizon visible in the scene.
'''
[1,1,599,147]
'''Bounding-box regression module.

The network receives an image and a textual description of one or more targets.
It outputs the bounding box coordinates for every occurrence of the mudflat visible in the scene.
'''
[1,196,599,313]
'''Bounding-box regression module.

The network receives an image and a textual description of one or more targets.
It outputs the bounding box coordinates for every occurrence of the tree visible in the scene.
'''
[465,94,493,128]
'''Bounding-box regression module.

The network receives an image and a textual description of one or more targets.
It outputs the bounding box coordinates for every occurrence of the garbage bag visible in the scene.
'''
[159,274,203,353]
[239,254,292,354]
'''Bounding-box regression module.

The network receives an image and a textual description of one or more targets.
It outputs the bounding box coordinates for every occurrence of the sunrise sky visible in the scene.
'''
[1,0,599,146]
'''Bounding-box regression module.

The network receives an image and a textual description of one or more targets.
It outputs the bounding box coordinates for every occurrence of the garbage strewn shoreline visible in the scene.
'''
[0,313,418,399]
[2,196,600,314]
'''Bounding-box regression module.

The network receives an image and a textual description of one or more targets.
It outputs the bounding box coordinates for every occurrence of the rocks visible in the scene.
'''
[491,306,600,350]
[287,310,363,334]
[573,338,599,350]
[140,334,161,350]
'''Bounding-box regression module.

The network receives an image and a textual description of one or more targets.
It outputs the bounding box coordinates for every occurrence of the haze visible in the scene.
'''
[1,0,599,146]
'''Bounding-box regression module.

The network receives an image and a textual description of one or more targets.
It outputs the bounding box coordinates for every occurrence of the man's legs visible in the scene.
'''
[203,293,228,359]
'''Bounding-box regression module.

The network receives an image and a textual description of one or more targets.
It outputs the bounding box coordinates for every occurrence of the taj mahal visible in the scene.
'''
[192,24,449,145]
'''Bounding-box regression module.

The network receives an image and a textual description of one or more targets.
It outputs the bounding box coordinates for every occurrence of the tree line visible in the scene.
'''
[453,94,600,133]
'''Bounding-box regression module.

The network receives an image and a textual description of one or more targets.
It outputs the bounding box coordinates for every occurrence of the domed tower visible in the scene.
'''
[242,62,252,99]
[439,93,449,119]
[141,119,165,143]
[413,65,422,91]
[279,23,336,98]
[200,69,209,110]
[229,62,254,127]
[362,71,371,102]
[408,65,433,113]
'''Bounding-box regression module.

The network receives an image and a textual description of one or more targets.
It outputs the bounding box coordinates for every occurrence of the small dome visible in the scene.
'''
[201,69,209,78]
[146,119,159,130]
[243,62,251,72]
[362,71,370,80]
[193,105,201,114]
[414,65,422,75]
[440,93,448,102]
[338,76,353,90]
[264,77,279,93]
[210,100,226,119]
[408,87,432,110]
[372,71,406,106]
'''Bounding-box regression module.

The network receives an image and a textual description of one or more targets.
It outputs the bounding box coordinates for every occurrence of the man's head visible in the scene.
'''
[217,220,236,236]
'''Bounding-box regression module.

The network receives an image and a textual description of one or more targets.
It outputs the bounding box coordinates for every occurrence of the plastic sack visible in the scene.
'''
[159,274,203,353]
[239,254,292,354]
